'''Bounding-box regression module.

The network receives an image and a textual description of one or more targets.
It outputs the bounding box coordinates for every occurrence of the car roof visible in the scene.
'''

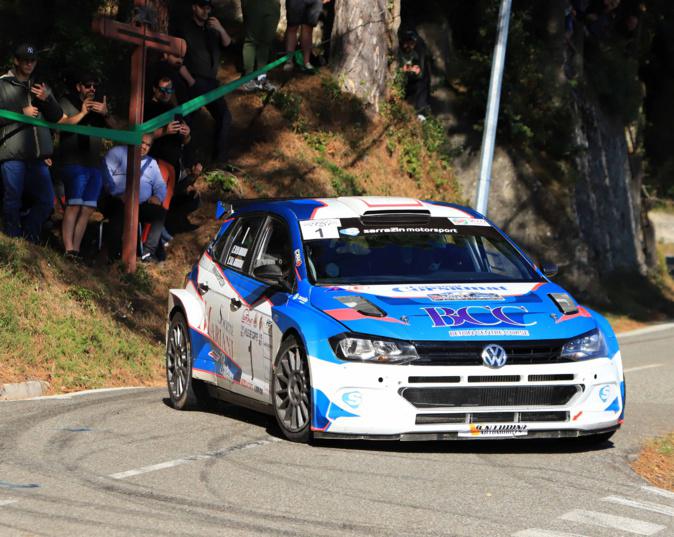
[230,196,483,222]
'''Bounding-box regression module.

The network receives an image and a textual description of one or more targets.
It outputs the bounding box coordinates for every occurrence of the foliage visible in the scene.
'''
[203,170,239,194]
[315,156,364,196]
[270,90,303,130]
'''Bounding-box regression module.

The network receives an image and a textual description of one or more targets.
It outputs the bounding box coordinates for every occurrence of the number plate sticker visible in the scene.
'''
[300,219,341,240]
[458,424,528,438]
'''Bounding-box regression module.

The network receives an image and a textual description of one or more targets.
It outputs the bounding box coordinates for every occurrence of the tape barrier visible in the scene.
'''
[0,51,296,146]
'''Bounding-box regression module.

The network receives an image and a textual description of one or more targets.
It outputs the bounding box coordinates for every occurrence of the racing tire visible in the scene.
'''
[166,311,209,410]
[272,336,312,443]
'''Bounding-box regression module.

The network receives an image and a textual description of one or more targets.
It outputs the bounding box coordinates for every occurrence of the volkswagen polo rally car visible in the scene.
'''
[165,196,625,442]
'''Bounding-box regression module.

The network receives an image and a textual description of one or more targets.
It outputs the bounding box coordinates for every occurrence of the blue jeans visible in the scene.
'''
[1,159,55,241]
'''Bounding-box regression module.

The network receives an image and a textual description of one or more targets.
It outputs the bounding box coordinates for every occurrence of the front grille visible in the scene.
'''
[413,339,568,366]
[529,374,575,382]
[468,375,521,383]
[401,385,581,408]
[408,376,460,384]
[415,410,569,425]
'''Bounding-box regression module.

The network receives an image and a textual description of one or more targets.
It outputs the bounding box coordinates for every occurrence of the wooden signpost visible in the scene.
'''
[93,0,186,272]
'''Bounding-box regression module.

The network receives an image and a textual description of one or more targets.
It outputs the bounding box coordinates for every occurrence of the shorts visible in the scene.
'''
[286,0,323,27]
[61,164,103,208]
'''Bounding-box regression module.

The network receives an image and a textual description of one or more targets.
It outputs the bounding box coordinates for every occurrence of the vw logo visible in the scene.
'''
[481,344,508,368]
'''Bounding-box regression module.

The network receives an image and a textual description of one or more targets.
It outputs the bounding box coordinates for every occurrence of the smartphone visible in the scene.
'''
[175,113,184,123]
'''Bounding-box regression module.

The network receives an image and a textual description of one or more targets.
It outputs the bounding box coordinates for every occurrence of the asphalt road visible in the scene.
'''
[1,326,673,537]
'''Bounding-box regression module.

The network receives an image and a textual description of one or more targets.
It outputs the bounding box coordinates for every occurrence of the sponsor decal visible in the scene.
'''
[449,217,490,227]
[449,329,530,337]
[459,424,528,438]
[363,226,457,235]
[339,227,360,237]
[341,391,362,409]
[598,385,612,403]
[294,249,302,267]
[231,245,248,257]
[212,267,225,287]
[291,293,308,304]
[423,305,537,328]
[226,256,244,269]
[208,347,242,382]
[392,284,509,293]
[428,292,504,302]
[300,219,341,240]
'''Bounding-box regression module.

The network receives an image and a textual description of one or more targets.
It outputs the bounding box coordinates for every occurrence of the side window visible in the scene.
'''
[219,217,264,271]
[253,219,293,281]
[481,237,526,279]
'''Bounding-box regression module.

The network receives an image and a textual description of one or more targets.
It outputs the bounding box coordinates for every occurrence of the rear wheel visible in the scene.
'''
[166,311,209,409]
[272,336,312,442]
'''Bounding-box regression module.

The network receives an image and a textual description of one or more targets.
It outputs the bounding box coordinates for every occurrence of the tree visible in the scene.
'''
[330,0,400,109]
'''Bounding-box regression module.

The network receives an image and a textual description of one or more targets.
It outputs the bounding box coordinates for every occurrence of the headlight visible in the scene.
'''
[560,329,607,360]
[331,335,419,364]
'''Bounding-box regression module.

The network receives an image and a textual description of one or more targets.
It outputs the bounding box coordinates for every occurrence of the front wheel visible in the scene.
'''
[272,336,312,442]
[166,311,209,410]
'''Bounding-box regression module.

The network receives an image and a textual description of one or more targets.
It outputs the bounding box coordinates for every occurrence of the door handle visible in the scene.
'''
[198,282,209,294]
[231,298,242,311]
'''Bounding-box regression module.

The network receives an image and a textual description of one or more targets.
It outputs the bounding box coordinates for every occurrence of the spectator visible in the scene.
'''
[0,43,64,243]
[102,134,167,263]
[56,73,117,258]
[239,0,281,92]
[284,0,331,74]
[398,30,431,121]
[175,0,233,166]
[144,76,202,234]
[150,51,191,105]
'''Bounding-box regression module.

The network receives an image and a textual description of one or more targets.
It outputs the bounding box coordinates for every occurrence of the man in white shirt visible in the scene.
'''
[102,134,168,262]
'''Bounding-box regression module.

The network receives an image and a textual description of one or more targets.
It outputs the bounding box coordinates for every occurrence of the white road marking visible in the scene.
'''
[603,495,674,517]
[512,530,589,536]
[109,437,281,480]
[642,486,674,500]
[624,364,664,373]
[0,500,18,507]
[559,510,665,535]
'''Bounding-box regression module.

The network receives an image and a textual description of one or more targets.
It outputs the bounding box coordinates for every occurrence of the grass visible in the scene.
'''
[0,234,164,393]
[631,432,674,492]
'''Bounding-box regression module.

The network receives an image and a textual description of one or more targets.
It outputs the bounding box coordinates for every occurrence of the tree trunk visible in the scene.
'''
[330,0,400,110]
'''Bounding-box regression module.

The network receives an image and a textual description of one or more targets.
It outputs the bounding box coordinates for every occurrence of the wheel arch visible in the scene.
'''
[168,289,206,334]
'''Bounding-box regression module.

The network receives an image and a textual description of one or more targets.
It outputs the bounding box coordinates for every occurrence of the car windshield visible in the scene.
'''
[301,217,542,285]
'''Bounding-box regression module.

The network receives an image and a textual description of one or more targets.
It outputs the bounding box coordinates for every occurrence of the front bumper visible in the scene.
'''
[309,353,624,439]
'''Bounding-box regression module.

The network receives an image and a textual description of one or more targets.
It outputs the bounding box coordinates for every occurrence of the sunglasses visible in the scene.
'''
[158,86,175,94]
[81,82,97,89]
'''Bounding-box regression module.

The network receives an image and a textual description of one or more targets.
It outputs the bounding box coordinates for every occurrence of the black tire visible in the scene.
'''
[272,336,312,442]
[166,311,209,410]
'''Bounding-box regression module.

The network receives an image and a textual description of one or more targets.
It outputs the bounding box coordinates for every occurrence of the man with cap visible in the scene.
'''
[175,0,233,166]
[0,44,65,242]
[55,72,118,258]
[398,30,432,121]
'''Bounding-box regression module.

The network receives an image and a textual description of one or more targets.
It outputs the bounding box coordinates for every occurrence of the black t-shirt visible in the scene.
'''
[176,19,223,80]
[57,93,107,167]
[144,99,183,171]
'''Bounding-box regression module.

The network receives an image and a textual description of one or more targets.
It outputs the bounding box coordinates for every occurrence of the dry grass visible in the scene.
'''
[631,433,674,492]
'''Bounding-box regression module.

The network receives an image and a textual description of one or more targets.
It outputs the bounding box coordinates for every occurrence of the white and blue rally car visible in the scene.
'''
[166,196,625,442]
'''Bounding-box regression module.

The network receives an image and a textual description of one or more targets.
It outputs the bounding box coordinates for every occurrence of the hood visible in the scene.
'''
[310,282,596,341]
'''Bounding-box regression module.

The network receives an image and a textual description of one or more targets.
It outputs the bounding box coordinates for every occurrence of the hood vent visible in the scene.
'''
[360,210,431,225]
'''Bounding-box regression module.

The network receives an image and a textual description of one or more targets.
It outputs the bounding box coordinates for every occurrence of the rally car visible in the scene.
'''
[165,196,625,442]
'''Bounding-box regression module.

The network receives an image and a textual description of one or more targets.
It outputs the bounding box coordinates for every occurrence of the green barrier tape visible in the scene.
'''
[0,108,142,145]
[0,51,298,146]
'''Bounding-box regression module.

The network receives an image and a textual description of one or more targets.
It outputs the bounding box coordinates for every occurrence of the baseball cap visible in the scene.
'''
[14,43,38,61]
[193,0,212,6]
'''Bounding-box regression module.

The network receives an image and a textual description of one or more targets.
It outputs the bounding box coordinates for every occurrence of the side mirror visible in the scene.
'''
[253,264,289,289]
[541,262,558,278]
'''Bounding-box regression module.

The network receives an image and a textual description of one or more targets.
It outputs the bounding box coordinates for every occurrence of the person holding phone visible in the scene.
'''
[0,43,64,242]
[55,72,119,258]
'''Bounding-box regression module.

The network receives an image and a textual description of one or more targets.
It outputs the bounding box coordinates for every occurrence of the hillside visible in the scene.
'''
[1,71,673,392]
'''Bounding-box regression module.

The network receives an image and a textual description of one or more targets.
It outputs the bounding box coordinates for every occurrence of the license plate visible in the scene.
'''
[458,423,528,438]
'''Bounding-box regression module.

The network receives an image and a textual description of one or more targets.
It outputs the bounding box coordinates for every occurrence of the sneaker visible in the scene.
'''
[238,79,259,92]
[417,114,427,122]
[299,62,316,75]
[141,252,160,263]
[257,75,277,92]
[283,60,294,72]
